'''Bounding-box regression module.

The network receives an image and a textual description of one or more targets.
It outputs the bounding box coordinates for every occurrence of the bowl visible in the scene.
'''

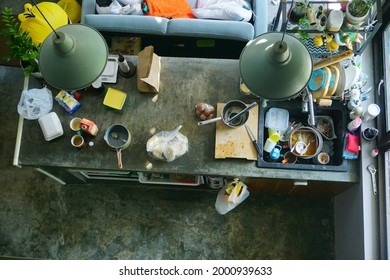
[289,126,323,159]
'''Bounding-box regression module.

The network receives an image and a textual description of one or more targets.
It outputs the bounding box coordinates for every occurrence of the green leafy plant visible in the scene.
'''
[348,0,373,18]
[0,6,40,76]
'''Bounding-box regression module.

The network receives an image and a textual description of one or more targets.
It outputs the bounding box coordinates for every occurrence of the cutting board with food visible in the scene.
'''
[215,103,258,160]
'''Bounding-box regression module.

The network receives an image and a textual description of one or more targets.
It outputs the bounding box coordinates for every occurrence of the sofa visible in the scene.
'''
[81,0,268,43]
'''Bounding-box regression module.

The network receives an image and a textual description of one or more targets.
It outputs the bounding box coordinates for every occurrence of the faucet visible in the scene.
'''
[302,88,315,126]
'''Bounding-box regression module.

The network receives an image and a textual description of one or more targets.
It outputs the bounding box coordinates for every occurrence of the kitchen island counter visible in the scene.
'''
[15,56,359,184]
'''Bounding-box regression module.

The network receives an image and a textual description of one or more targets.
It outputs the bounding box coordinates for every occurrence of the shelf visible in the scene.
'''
[272,0,383,56]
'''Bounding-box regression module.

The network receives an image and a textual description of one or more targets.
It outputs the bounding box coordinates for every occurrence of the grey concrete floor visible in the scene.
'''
[0,1,335,260]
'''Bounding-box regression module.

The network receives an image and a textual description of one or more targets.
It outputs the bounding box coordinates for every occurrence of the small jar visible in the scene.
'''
[347,117,362,131]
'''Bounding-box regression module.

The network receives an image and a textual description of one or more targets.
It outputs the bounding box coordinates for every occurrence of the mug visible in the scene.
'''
[71,134,85,148]
[363,104,380,122]
[316,152,330,165]
[69,117,82,132]
[282,151,297,164]
[362,127,379,141]
[263,138,277,153]
[268,129,281,142]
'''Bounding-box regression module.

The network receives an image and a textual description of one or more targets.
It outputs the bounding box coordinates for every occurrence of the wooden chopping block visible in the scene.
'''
[313,50,354,70]
[215,103,258,160]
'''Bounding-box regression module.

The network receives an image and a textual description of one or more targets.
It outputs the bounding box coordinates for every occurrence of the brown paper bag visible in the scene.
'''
[137,45,161,93]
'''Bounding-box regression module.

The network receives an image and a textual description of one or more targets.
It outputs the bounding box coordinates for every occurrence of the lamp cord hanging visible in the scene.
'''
[30,0,60,39]
[279,0,294,49]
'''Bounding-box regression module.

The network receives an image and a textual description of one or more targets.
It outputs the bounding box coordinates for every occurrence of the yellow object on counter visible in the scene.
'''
[103,87,127,110]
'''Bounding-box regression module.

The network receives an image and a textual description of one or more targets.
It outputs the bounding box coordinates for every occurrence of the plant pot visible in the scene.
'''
[345,1,371,25]
[20,60,42,78]
[288,3,307,24]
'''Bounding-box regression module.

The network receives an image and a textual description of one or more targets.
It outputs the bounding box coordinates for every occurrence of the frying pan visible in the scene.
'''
[198,100,255,128]
[104,124,131,169]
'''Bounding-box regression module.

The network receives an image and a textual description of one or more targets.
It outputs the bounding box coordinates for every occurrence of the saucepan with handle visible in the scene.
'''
[198,100,257,128]
[104,124,131,169]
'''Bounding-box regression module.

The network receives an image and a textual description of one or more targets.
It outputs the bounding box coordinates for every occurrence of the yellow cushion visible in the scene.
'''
[57,0,82,23]
[18,2,69,45]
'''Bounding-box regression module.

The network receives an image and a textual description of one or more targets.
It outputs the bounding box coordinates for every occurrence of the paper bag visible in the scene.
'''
[137,45,161,93]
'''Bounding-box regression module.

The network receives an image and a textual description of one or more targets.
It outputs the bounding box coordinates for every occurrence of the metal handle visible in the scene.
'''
[198,116,222,126]
[226,102,257,123]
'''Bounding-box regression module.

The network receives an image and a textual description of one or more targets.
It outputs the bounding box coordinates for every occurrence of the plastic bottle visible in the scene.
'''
[347,117,362,131]
[118,54,130,73]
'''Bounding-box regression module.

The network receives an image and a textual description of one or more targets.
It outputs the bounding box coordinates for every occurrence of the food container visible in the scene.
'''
[38,112,64,141]
[265,108,289,131]
[289,126,323,159]
[312,116,336,140]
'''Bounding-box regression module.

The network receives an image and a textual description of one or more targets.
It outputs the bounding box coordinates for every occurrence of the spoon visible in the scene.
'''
[110,132,127,143]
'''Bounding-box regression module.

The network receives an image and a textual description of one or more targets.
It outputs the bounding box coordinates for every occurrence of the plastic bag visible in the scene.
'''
[146,125,188,162]
[215,178,250,215]
[17,87,53,120]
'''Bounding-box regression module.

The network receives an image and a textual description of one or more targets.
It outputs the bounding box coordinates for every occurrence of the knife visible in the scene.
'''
[244,124,262,157]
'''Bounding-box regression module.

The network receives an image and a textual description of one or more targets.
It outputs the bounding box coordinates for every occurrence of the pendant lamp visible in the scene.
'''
[239,32,313,100]
[38,24,108,91]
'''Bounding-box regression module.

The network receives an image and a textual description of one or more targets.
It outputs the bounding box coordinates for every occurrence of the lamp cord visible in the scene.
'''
[279,0,294,48]
[30,0,60,39]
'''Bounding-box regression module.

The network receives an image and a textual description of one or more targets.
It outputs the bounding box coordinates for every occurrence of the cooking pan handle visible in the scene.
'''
[116,148,123,169]
[198,116,222,126]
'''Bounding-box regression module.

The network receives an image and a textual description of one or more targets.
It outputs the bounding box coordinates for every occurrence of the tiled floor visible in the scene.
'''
[0,1,335,260]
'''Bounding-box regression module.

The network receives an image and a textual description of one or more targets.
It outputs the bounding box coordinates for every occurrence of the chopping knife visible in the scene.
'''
[244,124,262,157]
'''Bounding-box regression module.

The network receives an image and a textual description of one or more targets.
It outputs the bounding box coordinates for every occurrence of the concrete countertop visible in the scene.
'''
[16,56,359,183]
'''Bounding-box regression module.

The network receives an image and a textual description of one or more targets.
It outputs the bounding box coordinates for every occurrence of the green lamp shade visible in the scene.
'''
[239,32,313,100]
[39,24,108,91]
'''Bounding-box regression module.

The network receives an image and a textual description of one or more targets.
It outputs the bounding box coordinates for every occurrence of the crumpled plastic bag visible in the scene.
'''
[215,178,250,215]
[146,125,188,162]
[17,87,53,120]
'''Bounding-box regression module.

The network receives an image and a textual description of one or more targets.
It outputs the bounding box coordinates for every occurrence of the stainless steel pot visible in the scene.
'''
[197,100,255,128]
[104,124,131,169]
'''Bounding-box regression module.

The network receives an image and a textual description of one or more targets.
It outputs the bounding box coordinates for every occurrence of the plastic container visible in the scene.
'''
[38,112,64,141]
[265,108,289,131]
[347,117,362,131]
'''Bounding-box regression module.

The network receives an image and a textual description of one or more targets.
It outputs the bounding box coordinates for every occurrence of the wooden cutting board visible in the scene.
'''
[215,103,259,160]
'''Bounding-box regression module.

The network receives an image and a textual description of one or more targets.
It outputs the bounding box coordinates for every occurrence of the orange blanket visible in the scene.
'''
[143,0,195,18]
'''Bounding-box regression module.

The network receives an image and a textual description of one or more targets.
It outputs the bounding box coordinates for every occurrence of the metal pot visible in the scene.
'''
[197,100,255,128]
[104,124,131,169]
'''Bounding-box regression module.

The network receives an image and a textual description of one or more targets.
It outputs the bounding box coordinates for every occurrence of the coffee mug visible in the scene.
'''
[362,127,379,141]
[263,138,277,153]
[316,152,330,165]
[69,117,82,132]
[363,104,380,122]
[71,134,85,148]
[268,129,281,142]
[282,151,297,164]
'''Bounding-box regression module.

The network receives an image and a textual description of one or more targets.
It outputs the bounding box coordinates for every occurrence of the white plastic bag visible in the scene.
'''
[17,87,53,120]
[215,178,250,215]
[146,125,188,162]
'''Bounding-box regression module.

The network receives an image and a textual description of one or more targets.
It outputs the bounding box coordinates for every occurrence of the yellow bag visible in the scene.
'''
[18,2,69,45]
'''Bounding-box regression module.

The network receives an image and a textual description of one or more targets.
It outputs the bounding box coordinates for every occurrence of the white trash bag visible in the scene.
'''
[215,178,250,215]
[146,125,188,162]
[17,87,53,120]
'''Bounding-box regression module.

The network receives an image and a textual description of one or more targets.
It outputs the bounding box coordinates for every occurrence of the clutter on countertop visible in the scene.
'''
[55,90,80,114]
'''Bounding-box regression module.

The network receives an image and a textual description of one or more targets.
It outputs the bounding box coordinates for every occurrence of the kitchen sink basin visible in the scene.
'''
[257,99,348,171]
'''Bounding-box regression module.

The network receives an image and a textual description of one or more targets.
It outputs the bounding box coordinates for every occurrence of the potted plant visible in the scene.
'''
[345,0,373,25]
[0,6,41,77]
[288,1,309,24]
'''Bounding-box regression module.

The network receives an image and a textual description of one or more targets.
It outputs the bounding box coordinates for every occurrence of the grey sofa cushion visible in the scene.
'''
[83,14,169,35]
[167,18,254,41]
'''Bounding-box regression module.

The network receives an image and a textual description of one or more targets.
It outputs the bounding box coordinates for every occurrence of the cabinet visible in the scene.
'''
[272,0,382,56]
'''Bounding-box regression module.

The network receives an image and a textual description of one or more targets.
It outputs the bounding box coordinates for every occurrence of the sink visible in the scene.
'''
[257,99,348,171]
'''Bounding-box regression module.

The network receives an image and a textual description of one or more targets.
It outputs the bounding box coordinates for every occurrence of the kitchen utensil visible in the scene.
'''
[367,164,377,195]
[244,124,261,157]
[198,100,250,128]
[263,138,277,153]
[316,152,330,165]
[268,129,281,142]
[289,126,323,159]
[104,124,131,169]
[227,102,257,124]
[282,151,297,164]
[313,50,354,70]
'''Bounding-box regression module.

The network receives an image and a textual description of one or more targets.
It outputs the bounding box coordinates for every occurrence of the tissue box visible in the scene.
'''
[38,112,64,141]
